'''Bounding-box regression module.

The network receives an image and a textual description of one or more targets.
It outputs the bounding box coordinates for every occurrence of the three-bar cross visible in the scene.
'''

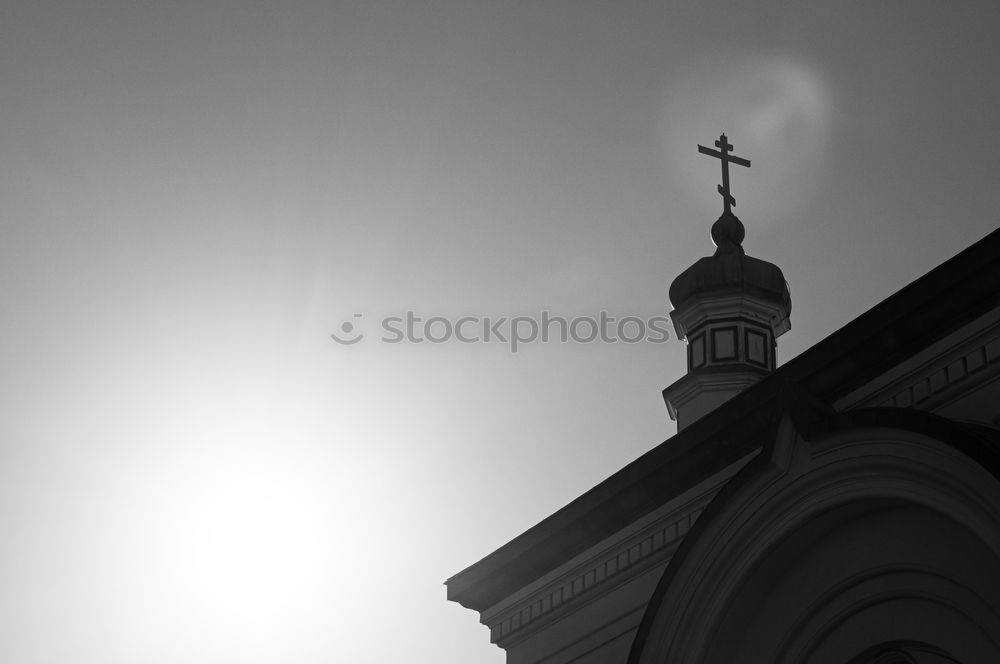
[697,133,751,215]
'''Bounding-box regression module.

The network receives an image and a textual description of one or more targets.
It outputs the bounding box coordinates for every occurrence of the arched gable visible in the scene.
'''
[629,406,1000,664]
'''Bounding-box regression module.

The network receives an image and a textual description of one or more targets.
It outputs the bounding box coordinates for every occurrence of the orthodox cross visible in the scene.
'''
[697,133,751,215]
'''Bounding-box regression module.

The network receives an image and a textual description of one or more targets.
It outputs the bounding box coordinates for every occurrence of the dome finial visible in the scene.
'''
[711,212,745,255]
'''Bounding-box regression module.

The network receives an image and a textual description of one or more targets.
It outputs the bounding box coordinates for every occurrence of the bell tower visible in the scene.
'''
[663,134,791,430]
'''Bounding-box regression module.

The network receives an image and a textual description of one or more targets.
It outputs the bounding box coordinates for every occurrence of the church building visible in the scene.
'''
[446,134,1000,663]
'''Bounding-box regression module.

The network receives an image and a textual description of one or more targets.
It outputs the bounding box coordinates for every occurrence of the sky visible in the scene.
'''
[1,1,999,662]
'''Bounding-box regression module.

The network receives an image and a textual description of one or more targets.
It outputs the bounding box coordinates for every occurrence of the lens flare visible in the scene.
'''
[660,55,831,226]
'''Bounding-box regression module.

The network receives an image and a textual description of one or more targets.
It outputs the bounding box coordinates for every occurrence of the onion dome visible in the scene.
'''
[664,132,792,430]
[669,212,791,314]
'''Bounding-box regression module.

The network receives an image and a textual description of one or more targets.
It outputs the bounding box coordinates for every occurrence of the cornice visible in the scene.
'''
[484,485,715,647]
[835,314,1000,415]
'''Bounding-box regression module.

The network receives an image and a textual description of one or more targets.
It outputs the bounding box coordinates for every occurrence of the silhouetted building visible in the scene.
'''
[446,140,1000,663]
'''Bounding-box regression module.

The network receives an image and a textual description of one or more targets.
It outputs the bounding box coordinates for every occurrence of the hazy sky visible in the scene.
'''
[2,2,999,662]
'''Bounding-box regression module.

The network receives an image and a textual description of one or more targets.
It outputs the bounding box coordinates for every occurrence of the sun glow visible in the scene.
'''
[72,345,405,662]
